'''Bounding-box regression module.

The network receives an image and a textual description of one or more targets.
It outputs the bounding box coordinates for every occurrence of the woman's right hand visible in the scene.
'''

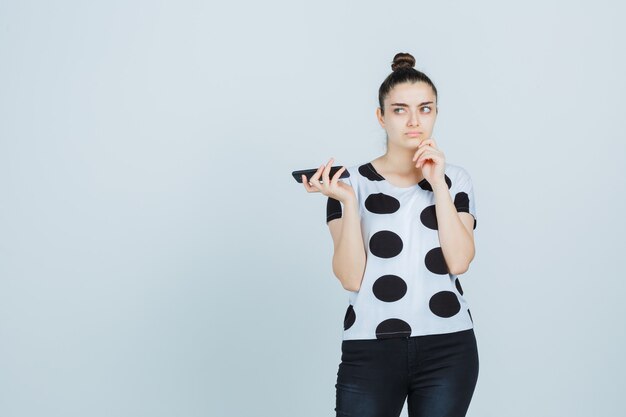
[302,157,356,203]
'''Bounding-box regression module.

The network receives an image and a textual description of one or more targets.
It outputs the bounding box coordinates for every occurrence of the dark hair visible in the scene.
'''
[378,52,438,116]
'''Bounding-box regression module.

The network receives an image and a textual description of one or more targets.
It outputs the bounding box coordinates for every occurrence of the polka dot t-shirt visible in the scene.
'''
[326,161,477,341]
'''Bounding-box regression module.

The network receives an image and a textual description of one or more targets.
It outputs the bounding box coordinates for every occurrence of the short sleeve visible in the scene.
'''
[325,169,353,224]
[453,168,477,230]
[326,197,343,223]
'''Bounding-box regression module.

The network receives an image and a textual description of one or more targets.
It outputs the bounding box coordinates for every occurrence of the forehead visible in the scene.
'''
[386,82,435,105]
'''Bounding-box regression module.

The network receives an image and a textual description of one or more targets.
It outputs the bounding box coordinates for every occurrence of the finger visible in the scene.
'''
[309,163,325,184]
[413,141,435,160]
[331,166,346,186]
[322,157,334,186]
[418,139,436,149]
[426,137,438,149]
[302,174,316,192]
[412,146,427,162]
[302,174,318,192]
[417,151,443,168]
[417,155,434,169]
[416,151,434,167]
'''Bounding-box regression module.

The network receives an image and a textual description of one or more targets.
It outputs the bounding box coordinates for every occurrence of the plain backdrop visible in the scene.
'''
[1,1,625,416]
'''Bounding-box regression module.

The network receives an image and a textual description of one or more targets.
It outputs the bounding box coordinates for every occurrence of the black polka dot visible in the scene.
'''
[359,163,385,182]
[419,174,451,191]
[344,305,356,330]
[455,277,464,295]
[365,193,400,215]
[372,275,408,302]
[370,230,403,258]
[419,205,438,230]
[424,247,449,275]
[429,291,461,318]
[468,309,473,323]
[375,318,412,339]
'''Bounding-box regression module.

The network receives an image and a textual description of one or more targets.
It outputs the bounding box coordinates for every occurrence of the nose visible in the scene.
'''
[408,109,420,127]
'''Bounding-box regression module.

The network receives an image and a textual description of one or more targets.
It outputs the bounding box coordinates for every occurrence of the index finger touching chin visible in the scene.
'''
[422,138,437,149]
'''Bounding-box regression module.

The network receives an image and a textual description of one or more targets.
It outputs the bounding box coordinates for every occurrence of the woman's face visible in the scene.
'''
[376,81,438,150]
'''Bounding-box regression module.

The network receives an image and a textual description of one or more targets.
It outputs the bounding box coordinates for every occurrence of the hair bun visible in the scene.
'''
[391,52,416,71]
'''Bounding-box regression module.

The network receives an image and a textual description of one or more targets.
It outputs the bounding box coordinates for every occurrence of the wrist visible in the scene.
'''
[430,181,448,192]
[341,194,358,207]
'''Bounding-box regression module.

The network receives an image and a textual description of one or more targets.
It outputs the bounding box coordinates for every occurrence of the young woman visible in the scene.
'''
[302,52,479,417]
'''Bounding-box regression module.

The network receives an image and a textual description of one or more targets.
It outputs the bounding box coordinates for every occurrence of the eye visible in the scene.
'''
[422,106,432,113]
[393,108,405,113]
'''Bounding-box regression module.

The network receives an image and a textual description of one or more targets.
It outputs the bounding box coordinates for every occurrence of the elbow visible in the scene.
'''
[342,281,360,292]
[449,248,475,275]
[332,254,366,292]
[337,271,363,292]
[449,257,473,275]
[449,264,469,276]
[450,257,475,275]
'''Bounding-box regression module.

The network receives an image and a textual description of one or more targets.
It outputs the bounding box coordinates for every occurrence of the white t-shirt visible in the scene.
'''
[326,161,477,341]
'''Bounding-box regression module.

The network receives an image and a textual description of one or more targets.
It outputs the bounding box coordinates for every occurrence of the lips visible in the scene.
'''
[406,132,422,136]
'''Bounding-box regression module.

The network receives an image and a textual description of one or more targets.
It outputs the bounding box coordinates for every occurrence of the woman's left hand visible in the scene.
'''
[412,137,446,186]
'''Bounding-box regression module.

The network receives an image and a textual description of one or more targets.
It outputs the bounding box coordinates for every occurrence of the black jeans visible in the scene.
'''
[335,328,479,417]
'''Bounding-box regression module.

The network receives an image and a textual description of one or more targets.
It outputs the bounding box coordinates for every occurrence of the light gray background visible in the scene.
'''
[1,1,625,416]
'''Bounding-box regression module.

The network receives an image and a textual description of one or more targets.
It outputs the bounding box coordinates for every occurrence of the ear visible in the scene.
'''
[375,107,385,127]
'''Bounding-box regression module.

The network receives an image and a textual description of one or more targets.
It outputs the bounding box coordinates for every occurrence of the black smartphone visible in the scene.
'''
[292,166,350,183]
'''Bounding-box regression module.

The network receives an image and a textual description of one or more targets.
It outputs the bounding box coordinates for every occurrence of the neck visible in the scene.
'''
[379,146,422,177]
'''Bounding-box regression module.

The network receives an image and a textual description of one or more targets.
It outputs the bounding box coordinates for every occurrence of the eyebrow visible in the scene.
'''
[389,101,434,107]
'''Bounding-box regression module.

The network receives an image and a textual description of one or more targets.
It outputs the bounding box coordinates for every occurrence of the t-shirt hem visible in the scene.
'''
[342,322,474,341]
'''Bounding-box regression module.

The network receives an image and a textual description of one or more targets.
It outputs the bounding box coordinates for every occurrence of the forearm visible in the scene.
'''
[332,198,366,291]
[431,182,475,275]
